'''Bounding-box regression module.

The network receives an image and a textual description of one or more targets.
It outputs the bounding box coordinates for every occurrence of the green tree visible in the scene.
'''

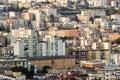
[0,27,5,31]
[74,15,79,22]
[11,66,29,74]
[111,41,115,45]
[42,66,51,74]
[114,37,120,44]
[105,8,120,16]
[11,66,34,79]
[48,14,54,22]
[60,7,69,11]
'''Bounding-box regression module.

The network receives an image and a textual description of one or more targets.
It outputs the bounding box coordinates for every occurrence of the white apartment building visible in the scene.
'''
[11,28,39,57]
[13,39,25,57]
[45,35,53,56]
[88,0,107,7]
[53,37,66,56]
[44,35,66,56]
[8,0,32,3]
[12,37,39,57]
[102,66,116,80]
[39,41,47,56]
[111,50,120,65]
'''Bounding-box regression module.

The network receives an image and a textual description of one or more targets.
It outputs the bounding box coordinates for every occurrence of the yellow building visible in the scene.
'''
[88,49,110,61]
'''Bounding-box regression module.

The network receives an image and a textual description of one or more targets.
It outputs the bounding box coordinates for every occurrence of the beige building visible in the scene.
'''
[11,28,36,38]
[22,12,35,21]
[41,5,57,16]
[80,9,106,17]
[91,42,111,50]
[39,28,81,38]
[18,3,31,8]
[111,14,120,21]
[77,14,90,23]
[56,0,68,7]
[28,8,41,30]
[28,7,48,30]
[28,56,75,69]
[88,49,110,61]
[81,61,106,68]
[9,11,20,18]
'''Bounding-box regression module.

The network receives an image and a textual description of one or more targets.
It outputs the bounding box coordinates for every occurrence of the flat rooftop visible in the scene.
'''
[27,55,75,60]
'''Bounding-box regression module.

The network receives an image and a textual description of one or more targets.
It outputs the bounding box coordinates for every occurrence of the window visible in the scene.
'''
[100,52,105,59]
[106,75,109,77]
[91,53,96,59]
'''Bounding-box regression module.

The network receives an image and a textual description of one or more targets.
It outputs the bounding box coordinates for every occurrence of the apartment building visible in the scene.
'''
[11,28,36,39]
[88,49,110,61]
[91,42,111,50]
[87,0,108,7]
[10,28,39,57]
[41,5,57,16]
[2,46,14,58]
[52,37,66,56]
[8,0,32,3]
[11,37,39,57]
[38,41,47,56]
[80,9,106,17]
[111,49,120,65]
[28,8,43,30]
[0,58,28,68]
[44,35,66,56]
[56,0,68,7]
